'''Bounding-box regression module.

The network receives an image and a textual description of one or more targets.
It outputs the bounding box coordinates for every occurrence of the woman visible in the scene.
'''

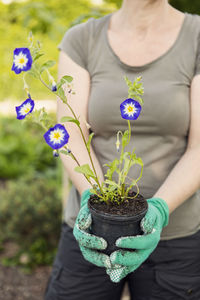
[45,0,200,299]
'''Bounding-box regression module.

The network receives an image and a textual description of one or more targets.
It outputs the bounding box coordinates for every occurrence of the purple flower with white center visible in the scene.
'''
[15,98,35,120]
[120,98,141,120]
[12,48,32,74]
[44,124,69,149]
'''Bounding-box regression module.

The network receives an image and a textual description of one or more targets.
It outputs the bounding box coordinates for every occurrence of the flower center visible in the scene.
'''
[54,132,61,140]
[19,58,25,64]
[127,106,134,112]
[24,107,30,113]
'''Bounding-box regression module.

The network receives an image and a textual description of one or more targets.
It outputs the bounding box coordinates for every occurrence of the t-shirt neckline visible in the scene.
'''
[104,12,188,71]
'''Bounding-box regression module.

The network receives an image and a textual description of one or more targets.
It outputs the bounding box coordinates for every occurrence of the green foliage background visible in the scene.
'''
[0,116,57,179]
[104,0,200,13]
[1,0,114,102]
[0,115,63,268]
[1,0,200,102]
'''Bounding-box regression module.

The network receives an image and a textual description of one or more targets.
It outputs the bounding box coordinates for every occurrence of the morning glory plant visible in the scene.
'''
[12,33,144,204]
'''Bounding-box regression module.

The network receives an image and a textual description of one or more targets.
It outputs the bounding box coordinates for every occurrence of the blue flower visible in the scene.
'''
[120,98,141,120]
[12,48,32,74]
[15,98,35,120]
[44,124,69,149]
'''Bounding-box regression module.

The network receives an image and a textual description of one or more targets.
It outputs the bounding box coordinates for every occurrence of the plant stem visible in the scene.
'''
[39,75,51,90]
[126,164,143,195]
[117,121,131,196]
[38,74,103,195]
[125,177,140,199]
[60,98,103,195]
[117,145,124,187]
[127,120,131,144]
[121,148,136,193]
[23,74,31,98]
[63,146,94,187]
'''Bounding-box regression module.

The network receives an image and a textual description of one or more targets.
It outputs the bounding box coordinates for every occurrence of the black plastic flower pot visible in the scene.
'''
[88,194,148,255]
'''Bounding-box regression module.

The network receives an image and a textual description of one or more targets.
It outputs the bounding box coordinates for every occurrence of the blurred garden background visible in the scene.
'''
[0,0,200,299]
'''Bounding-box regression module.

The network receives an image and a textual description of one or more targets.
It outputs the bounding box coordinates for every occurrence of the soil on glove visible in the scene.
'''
[89,190,147,216]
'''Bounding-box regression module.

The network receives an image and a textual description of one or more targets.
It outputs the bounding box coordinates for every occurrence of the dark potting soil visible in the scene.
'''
[89,190,147,216]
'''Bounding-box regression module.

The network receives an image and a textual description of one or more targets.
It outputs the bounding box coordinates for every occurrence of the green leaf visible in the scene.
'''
[40,60,56,74]
[33,53,44,62]
[109,185,118,192]
[25,108,54,130]
[74,164,96,180]
[124,76,144,105]
[57,75,73,90]
[104,159,120,180]
[27,70,39,79]
[62,75,73,83]
[135,157,143,166]
[104,180,120,189]
[123,156,130,173]
[60,116,80,126]
[57,87,67,103]
[124,76,132,87]
[86,132,94,152]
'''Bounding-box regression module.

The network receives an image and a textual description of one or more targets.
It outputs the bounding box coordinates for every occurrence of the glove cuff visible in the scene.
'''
[80,189,92,208]
[147,197,169,228]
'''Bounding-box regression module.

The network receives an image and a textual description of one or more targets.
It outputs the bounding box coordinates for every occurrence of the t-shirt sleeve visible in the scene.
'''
[194,36,200,76]
[194,16,200,76]
[57,20,92,70]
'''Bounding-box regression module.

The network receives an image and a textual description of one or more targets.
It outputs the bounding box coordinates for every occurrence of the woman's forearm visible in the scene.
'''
[153,146,200,214]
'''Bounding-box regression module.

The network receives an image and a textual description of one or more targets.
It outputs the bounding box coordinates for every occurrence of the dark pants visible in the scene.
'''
[44,223,200,300]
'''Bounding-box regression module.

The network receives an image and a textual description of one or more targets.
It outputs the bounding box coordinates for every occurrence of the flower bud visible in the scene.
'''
[116,140,120,152]
[116,131,121,152]
[48,73,57,92]
[53,150,59,157]
[51,81,57,92]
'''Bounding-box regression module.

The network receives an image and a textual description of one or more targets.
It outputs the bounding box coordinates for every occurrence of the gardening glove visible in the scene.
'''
[73,189,112,269]
[106,197,169,283]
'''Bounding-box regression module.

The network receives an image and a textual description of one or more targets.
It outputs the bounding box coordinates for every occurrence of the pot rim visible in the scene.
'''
[88,199,148,222]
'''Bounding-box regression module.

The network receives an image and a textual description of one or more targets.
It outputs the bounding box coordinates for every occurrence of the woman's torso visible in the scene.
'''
[58,12,200,239]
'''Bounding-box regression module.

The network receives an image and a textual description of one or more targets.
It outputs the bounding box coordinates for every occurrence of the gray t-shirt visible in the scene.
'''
[58,13,200,240]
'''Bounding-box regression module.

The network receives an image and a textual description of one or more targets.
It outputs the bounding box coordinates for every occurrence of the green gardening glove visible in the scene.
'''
[106,197,169,283]
[73,189,112,269]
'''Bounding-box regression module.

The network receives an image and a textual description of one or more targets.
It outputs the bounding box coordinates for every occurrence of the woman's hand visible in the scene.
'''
[73,189,112,268]
[106,197,169,282]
